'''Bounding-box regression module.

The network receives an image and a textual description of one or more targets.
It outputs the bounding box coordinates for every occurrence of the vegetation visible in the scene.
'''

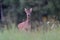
[0,24,60,40]
[0,0,60,40]
[1,0,60,24]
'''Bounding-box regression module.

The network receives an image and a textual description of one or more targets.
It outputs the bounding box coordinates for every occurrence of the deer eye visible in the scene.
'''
[28,15,30,16]
[28,14,31,16]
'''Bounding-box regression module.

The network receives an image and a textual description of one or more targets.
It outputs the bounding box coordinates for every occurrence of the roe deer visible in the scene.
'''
[18,8,32,31]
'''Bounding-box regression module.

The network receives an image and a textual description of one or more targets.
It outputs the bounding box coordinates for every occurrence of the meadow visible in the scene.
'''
[0,24,60,40]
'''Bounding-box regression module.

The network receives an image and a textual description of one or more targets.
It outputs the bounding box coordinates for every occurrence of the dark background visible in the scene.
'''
[0,0,60,26]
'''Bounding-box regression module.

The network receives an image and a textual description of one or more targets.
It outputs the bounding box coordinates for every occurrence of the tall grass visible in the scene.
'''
[0,24,60,40]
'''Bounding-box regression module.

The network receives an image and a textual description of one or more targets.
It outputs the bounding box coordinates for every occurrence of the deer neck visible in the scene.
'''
[26,15,31,23]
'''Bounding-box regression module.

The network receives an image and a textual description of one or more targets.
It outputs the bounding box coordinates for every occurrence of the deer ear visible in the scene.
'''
[24,8,27,12]
[30,8,32,12]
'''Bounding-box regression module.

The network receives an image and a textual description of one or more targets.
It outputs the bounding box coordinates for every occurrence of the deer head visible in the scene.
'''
[24,8,32,16]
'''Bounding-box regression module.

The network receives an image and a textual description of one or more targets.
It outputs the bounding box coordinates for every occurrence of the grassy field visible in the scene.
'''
[0,24,60,40]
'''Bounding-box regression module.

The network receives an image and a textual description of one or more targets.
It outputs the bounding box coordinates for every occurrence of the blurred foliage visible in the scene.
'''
[1,0,60,25]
